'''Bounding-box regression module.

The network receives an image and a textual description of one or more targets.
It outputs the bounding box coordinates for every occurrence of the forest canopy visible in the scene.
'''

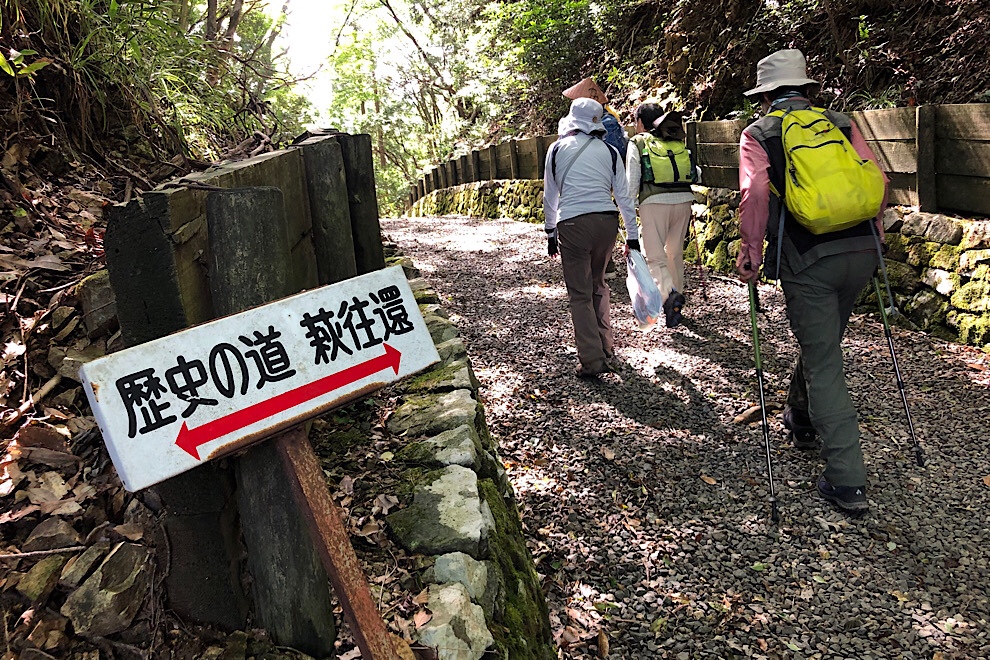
[1,0,988,212]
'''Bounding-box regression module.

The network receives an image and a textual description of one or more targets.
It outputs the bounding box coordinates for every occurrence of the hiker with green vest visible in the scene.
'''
[736,48,890,514]
[626,103,698,327]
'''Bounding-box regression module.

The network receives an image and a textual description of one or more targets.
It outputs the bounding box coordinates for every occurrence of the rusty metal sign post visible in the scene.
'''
[80,266,440,658]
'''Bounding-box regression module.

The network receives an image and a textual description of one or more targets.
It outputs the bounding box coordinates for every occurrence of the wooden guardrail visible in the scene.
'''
[409,104,990,218]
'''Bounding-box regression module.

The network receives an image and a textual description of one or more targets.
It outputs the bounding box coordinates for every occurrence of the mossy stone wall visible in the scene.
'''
[409,180,545,225]
[689,188,990,350]
[409,183,990,351]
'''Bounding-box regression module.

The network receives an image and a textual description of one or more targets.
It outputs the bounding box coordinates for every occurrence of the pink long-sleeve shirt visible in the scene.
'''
[736,115,889,275]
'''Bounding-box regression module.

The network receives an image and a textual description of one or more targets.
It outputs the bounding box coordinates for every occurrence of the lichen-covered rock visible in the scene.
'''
[953,313,990,346]
[960,248,990,274]
[396,424,482,469]
[882,207,905,233]
[921,268,959,296]
[951,280,990,312]
[387,466,492,558]
[424,314,460,344]
[477,480,555,659]
[59,543,113,589]
[905,238,940,268]
[407,360,479,394]
[900,212,931,237]
[430,552,502,616]
[17,554,69,602]
[923,214,963,245]
[905,290,948,329]
[882,260,921,293]
[61,543,151,636]
[388,389,478,437]
[960,220,990,249]
[436,337,469,365]
[416,583,494,660]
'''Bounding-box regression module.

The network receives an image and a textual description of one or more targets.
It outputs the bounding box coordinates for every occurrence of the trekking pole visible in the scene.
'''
[747,279,780,523]
[869,223,924,467]
[871,275,925,467]
[690,217,709,299]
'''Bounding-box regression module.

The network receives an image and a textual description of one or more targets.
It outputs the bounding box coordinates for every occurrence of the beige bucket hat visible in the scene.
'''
[744,49,818,96]
[562,77,607,104]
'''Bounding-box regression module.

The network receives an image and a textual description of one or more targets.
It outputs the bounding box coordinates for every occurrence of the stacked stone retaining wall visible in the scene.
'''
[408,184,990,351]
[380,246,555,660]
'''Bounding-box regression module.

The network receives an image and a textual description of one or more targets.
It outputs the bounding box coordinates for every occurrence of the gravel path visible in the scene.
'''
[382,214,990,660]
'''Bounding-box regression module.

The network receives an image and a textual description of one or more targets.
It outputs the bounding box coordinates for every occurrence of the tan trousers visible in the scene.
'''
[639,202,692,300]
[558,213,618,371]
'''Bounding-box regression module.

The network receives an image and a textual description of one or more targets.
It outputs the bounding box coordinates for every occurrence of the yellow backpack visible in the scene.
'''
[769,107,885,235]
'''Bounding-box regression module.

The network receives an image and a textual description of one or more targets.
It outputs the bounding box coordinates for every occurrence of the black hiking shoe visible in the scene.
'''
[783,406,818,450]
[788,429,818,450]
[817,476,869,515]
[663,290,685,328]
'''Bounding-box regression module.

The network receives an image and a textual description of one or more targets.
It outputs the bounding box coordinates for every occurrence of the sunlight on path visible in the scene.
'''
[384,214,990,659]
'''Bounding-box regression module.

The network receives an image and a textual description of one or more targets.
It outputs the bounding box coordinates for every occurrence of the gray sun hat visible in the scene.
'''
[557,97,605,136]
[744,49,819,97]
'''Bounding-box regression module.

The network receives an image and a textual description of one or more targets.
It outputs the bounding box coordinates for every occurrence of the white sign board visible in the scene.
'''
[81,266,440,492]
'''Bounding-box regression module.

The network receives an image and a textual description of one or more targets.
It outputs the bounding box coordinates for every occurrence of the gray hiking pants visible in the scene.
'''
[558,212,618,372]
[780,249,878,487]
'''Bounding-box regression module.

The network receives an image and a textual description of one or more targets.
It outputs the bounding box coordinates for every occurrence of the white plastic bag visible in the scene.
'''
[625,249,663,331]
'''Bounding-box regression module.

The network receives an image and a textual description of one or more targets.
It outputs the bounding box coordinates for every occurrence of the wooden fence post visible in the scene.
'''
[104,194,248,632]
[471,150,481,182]
[299,137,358,285]
[916,105,937,212]
[488,145,498,179]
[206,187,336,658]
[337,134,386,275]
[509,141,520,179]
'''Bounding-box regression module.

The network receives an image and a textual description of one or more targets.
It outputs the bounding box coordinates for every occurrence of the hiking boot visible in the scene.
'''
[817,476,869,514]
[604,259,617,280]
[783,406,818,450]
[788,429,818,450]
[663,290,685,328]
[576,361,613,378]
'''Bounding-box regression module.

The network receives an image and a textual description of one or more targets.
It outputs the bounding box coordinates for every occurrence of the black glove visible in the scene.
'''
[626,238,641,252]
[546,228,558,257]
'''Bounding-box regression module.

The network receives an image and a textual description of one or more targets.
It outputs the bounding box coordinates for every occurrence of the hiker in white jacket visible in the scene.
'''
[543,98,639,377]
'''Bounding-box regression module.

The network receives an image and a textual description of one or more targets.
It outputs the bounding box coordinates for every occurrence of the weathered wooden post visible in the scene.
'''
[337,134,386,275]
[509,140,520,179]
[916,105,937,212]
[206,187,336,658]
[104,194,248,631]
[471,150,481,182]
[488,145,498,179]
[297,137,359,286]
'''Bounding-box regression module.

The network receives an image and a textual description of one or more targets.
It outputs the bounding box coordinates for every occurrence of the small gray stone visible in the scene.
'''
[76,270,118,337]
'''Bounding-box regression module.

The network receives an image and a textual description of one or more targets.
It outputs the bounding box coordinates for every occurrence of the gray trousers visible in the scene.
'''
[780,250,878,487]
[558,213,618,371]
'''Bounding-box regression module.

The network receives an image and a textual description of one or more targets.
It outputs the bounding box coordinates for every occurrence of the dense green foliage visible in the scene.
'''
[2,0,988,213]
[0,0,312,164]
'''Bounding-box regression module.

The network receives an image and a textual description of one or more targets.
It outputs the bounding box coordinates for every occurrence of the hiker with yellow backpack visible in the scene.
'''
[626,104,699,328]
[735,49,889,515]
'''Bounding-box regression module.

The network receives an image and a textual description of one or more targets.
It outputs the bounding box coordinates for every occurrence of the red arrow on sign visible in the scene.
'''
[176,343,402,460]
